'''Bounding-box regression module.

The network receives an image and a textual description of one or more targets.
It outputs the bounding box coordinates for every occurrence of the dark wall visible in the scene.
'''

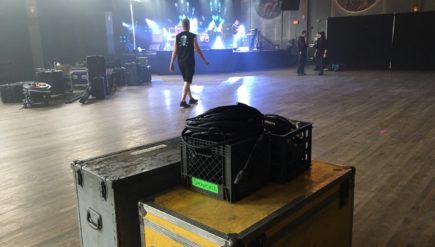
[391,11,435,70]
[327,14,394,69]
[328,11,435,70]
[36,0,113,65]
[0,0,34,81]
[308,0,331,38]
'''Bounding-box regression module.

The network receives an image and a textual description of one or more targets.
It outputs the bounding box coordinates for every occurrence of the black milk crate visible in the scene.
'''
[181,135,271,203]
[269,120,312,183]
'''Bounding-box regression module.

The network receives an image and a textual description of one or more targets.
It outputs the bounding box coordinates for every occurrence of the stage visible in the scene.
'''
[148,49,296,75]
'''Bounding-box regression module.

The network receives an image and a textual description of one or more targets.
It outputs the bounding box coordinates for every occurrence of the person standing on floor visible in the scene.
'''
[314,31,327,75]
[297,30,308,76]
[170,18,209,108]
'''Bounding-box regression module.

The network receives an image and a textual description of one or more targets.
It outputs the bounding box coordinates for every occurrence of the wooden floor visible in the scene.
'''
[0,67,434,247]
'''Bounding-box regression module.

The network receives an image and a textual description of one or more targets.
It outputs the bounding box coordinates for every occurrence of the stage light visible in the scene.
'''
[212,36,224,49]
[137,47,143,52]
[190,17,198,34]
[238,24,246,36]
[129,1,136,50]
[145,18,161,34]
[208,17,223,33]
[122,22,133,30]
[233,24,245,49]
[238,46,250,52]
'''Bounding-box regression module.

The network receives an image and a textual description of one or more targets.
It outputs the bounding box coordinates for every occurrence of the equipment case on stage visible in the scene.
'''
[139,65,152,83]
[139,161,355,247]
[71,69,88,85]
[72,138,181,247]
[90,76,106,100]
[22,82,51,108]
[36,70,65,95]
[0,82,24,103]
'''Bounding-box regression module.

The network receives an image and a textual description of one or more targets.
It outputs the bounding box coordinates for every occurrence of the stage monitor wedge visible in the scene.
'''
[282,0,300,11]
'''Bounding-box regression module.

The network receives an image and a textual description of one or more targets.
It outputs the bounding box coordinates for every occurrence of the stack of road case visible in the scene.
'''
[71,68,88,85]
[125,62,139,86]
[140,161,355,247]
[0,82,24,103]
[111,67,126,86]
[136,57,152,84]
[71,138,181,247]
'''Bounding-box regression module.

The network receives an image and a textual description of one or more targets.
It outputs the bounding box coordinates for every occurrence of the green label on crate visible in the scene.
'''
[191,177,219,194]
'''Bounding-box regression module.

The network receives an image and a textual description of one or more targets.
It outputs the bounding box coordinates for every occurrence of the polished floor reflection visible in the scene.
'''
[0,68,434,247]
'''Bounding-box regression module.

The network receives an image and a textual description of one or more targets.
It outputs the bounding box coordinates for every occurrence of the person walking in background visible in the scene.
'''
[170,19,209,108]
[297,30,308,76]
[314,31,327,75]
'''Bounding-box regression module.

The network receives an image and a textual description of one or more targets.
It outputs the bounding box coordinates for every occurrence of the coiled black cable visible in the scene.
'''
[263,114,300,135]
[181,103,298,185]
[181,103,264,150]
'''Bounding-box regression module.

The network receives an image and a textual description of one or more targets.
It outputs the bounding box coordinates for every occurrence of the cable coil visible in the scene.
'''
[181,103,265,150]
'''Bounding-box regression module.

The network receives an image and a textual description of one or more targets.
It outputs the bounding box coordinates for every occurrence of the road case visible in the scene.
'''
[71,69,88,85]
[72,138,181,247]
[0,82,24,103]
[139,160,355,247]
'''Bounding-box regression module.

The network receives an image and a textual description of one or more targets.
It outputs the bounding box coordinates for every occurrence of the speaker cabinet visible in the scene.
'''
[91,76,106,100]
[125,62,140,85]
[281,0,300,11]
[112,67,126,86]
[86,55,106,83]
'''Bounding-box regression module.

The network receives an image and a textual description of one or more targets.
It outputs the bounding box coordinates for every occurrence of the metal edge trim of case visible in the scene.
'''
[77,138,179,165]
[141,203,228,246]
[71,163,85,247]
[139,202,147,247]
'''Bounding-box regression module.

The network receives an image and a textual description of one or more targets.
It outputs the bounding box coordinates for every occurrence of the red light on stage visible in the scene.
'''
[293,19,299,25]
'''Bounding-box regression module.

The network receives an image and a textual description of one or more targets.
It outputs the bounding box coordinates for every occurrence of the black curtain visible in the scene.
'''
[0,0,34,81]
[36,0,112,65]
[391,11,435,70]
[327,14,394,69]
